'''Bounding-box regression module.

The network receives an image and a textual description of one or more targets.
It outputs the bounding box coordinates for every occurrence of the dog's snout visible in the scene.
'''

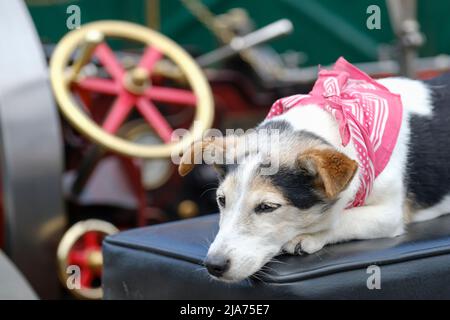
[205,255,230,277]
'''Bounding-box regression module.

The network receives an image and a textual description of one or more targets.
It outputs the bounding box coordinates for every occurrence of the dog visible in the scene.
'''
[178,57,450,282]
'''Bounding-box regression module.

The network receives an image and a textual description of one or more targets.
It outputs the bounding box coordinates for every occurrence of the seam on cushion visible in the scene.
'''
[104,237,450,284]
[276,241,450,278]
[104,237,205,265]
[269,245,450,283]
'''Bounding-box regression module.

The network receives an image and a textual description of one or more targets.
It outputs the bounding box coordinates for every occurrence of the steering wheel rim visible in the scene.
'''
[50,21,214,159]
[57,219,119,300]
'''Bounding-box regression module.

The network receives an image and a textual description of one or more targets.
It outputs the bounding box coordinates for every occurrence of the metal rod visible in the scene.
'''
[146,0,160,30]
[69,30,104,81]
[196,19,293,67]
[386,0,423,78]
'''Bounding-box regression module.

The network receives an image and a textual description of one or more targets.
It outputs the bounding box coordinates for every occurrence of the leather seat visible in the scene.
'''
[103,214,450,299]
[0,251,37,300]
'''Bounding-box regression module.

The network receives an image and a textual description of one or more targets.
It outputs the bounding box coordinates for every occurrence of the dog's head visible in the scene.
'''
[178,121,358,282]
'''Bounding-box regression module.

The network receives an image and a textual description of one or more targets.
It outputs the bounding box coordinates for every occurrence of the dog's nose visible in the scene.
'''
[205,255,230,277]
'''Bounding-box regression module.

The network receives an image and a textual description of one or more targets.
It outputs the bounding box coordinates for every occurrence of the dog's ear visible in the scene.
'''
[298,149,358,199]
[178,137,228,177]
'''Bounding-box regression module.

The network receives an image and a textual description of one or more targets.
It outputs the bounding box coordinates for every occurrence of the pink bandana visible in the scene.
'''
[266,57,403,207]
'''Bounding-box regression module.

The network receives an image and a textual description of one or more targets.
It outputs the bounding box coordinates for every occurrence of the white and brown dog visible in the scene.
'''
[178,58,450,282]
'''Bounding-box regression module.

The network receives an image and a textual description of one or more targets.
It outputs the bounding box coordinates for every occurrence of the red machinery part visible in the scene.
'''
[57,219,119,299]
[74,44,197,142]
[67,231,103,289]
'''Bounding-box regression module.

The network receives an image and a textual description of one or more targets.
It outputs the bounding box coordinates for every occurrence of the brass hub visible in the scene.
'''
[124,67,151,95]
[87,250,103,272]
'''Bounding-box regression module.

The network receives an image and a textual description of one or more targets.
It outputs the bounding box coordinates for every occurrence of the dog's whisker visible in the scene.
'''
[252,271,269,284]
[200,187,218,198]
[261,265,277,274]
[194,266,206,273]
[201,235,213,248]
[245,278,254,287]
[267,257,287,265]
[250,273,264,283]
[202,182,219,189]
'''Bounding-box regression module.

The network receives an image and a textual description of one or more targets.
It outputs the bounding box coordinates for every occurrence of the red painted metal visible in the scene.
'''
[135,97,173,143]
[94,43,125,81]
[75,42,195,141]
[117,157,148,227]
[145,86,197,106]
[76,77,118,95]
[101,91,135,133]
[67,231,102,289]
[138,46,163,71]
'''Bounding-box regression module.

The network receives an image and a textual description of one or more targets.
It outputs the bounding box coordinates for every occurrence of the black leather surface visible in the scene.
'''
[103,214,450,299]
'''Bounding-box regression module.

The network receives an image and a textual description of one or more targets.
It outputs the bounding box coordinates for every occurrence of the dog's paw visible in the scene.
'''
[299,235,326,254]
[282,236,304,255]
[283,234,326,255]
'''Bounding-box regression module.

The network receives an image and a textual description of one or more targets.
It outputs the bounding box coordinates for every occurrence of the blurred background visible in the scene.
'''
[0,0,449,300]
[27,0,450,66]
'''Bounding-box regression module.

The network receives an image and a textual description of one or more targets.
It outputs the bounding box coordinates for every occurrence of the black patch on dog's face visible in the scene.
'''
[258,119,294,133]
[265,166,324,210]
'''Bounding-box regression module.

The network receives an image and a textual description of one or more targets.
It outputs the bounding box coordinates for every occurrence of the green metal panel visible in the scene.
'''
[27,0,450,67]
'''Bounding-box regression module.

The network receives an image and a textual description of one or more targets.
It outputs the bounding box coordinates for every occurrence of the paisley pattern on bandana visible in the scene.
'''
[266,57,403,208]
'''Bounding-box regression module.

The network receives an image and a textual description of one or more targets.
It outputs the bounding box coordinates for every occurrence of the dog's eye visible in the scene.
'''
[217,195,226,207]
[255,202,281,214]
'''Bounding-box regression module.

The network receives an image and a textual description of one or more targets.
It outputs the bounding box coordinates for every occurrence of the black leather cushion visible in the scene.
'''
[103,214,450,299]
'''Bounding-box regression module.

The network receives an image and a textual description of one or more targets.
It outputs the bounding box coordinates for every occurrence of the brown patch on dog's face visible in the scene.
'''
[298,148,358,199]
[178,138,223,176]
[178,135,241,177]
